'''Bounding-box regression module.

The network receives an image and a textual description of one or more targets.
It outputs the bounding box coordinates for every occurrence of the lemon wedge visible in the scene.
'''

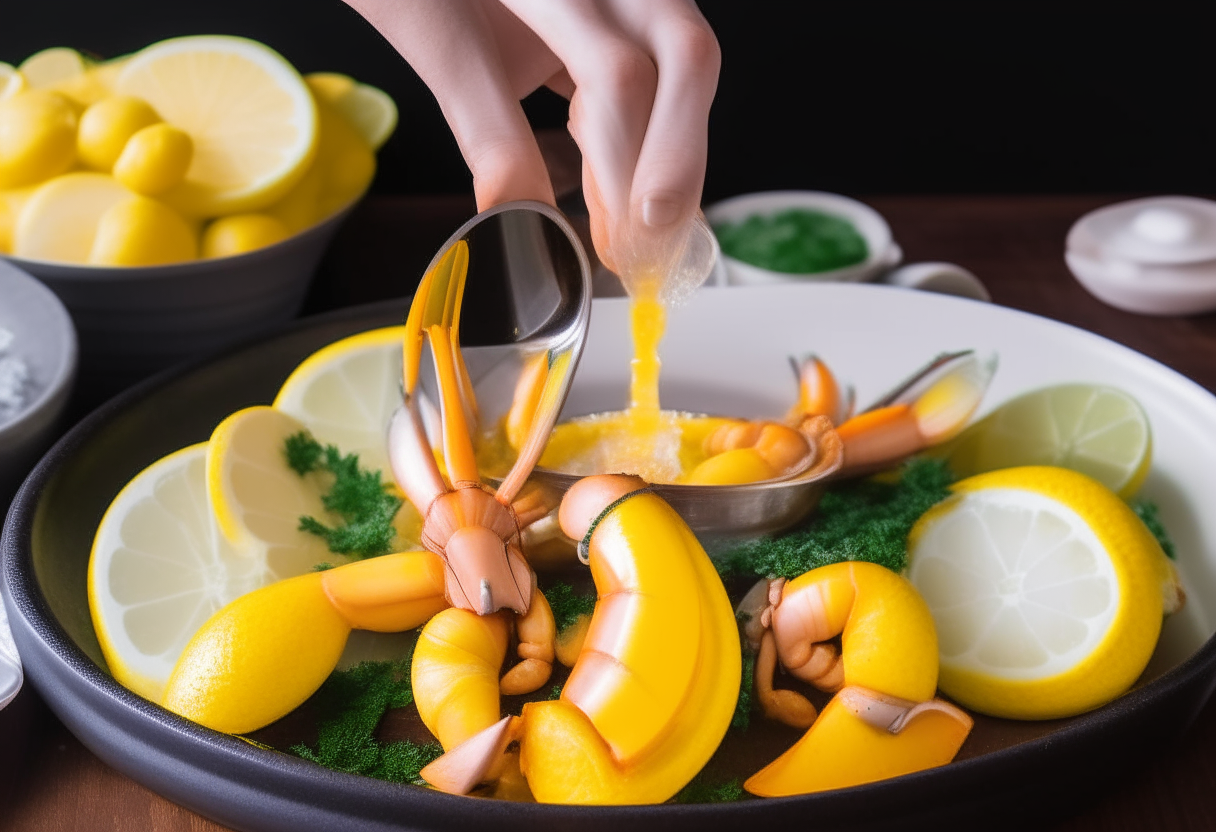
[941,384,1151,499]
[0,63,26,101]
[906,466,1176,720]
[273,326,409,480]
[13,172,130,263]
[88,444,270,701]
[305,72,397,150]
[116,35,317,217]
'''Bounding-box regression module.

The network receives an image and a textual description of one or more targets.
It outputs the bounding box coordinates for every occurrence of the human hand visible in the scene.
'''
[343,0,721,280]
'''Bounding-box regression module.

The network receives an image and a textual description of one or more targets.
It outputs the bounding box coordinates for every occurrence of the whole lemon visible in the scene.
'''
[77,95,161,171]
[906,465,1178,720]
[201,213,289,259]
[113,123,194,196]
[0,89,78,188]
[89,195,197,266]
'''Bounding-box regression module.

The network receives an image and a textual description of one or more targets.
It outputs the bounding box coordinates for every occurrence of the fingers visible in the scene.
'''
[342,0,556,209]
[503,0,660,224]
[631,6,721,230]
[502,0,719,275]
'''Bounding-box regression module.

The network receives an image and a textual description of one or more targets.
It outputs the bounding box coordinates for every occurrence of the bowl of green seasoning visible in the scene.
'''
[706,191,900,286]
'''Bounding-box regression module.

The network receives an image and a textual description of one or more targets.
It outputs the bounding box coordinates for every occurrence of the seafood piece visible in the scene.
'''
[393,240,536,616]
[743,562,972,796]
[786,351,995,477]
[418,475,741,804]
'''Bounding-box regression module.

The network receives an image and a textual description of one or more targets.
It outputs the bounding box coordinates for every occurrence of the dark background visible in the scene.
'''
[4,2,1215,200]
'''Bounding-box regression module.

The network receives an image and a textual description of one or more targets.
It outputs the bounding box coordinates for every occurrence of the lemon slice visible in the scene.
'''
[116,35,317,217]
[89,444,271,701]
[273,326,407,480]
[941,384,1151,499]
[305,72,397,150]
[206,406,337,571]
[0,63,25,101]
[19,47,88,90]
[13,172,130,263]
[906,466,1174,719]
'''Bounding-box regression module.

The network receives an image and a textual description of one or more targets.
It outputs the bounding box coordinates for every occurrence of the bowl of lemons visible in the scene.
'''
[0,38,397,399]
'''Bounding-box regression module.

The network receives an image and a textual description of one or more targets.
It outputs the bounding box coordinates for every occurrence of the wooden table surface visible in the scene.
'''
[5,192,1216,830]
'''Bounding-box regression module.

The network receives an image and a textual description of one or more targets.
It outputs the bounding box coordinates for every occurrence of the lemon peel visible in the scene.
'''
[906,465,1175,720]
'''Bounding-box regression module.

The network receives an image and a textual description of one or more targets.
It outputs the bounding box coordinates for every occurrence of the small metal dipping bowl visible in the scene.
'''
[518,416,844,538]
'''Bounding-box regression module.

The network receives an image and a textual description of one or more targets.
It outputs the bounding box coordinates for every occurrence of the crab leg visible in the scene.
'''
[787,354,854,426]
[420,476,741,804]
[833,352,994,477]
[744,561,972,797]
[393,238,538,616]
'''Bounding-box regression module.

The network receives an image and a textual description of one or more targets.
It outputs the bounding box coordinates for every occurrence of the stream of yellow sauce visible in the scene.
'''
[480,277,728,484]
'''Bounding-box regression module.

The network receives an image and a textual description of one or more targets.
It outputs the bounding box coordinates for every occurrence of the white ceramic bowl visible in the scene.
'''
[704,191,901,286]
[2,205,352,403]
[0,259,76,502]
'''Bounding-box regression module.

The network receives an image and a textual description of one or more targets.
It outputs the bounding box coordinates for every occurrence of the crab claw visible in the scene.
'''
[422,486,535,615]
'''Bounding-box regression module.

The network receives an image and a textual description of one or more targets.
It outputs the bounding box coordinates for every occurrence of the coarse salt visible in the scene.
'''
[0,326,33,426]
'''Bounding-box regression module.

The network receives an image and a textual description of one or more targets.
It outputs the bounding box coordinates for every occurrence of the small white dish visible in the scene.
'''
[1065,196,1216,315]
[0,258,77,501]
[704,191,900,286]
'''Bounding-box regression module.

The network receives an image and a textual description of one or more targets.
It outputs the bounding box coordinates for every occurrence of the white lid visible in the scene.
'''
[1068,196,1216,265]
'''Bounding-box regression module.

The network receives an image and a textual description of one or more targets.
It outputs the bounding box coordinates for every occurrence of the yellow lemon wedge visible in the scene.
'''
[13,172,130,263]
[906,465,1177,720]
[941,384,1152,499]
[305,72,398,150]
[0,63,26,101]
[88,444,273,701]
[88,194,198,267]
[77,95,162,171]
[273,326,409,481]
[116,35,317,217]
[0,89,78,188]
